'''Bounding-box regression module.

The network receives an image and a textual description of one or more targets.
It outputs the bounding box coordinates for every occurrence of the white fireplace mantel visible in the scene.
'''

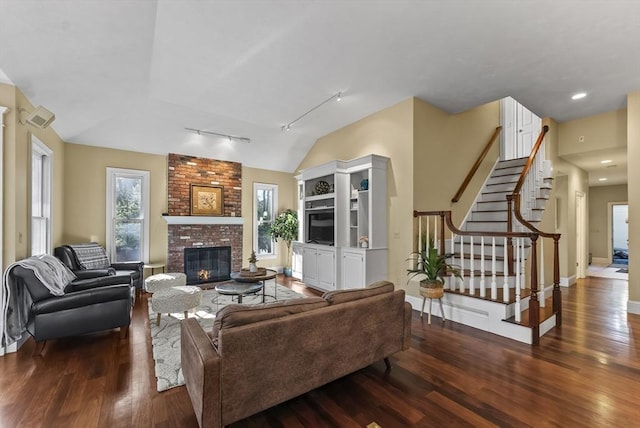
[162,216,244,225]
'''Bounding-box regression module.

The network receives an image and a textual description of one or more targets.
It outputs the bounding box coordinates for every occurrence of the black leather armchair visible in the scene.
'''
[54,245,144,292]
[10,265,133,354]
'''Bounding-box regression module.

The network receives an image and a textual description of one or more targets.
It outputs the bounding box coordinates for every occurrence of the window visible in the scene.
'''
[31,137,52,256]
[106,168,150,263]
[254,183,278,258]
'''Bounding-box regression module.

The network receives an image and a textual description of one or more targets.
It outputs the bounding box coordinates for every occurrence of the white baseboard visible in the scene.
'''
[560,275,576,287]
[0,335,29,357]
[592,257,609,265]
[628,300,640,315]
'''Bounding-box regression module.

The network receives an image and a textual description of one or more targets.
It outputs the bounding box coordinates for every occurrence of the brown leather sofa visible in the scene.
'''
[180,281,412,428]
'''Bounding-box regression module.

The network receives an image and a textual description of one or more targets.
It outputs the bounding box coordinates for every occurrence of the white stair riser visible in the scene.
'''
[487,175,520,186]
[493,165,526,176]
[485,182,517,193]
[475,201,509,211]
[464,222,509,232]
[471,211,509,222]
[479,192,511,202]
[496,158,528,168]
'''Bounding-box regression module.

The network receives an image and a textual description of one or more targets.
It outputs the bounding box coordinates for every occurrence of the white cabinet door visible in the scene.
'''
[342,249,365,289]
[292,242,303,280]
[302,246,318,286]
[317,248,336,290]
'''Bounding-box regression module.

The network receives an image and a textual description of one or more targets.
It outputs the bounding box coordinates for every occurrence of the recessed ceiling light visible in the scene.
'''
[601,159,612,164]
[598,178,608,181]
[571,92,587,100]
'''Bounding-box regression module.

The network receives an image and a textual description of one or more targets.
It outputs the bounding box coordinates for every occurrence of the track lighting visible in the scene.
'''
[185,127,250,143]
[281,91,342,131]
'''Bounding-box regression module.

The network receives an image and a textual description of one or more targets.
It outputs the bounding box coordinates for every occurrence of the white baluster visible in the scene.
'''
[480,236,486,298]
[503,237,509,302]
[449,233,456,290]
[418,216,422,254]
[459,235,465,292]
[469,236,475,295]
[540,238,546,307]
[515,237,521,322]
[491,237,497,300]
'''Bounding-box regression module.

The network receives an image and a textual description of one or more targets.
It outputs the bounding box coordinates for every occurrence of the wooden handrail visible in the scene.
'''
[452,126,502,203]
[511,125,549,197]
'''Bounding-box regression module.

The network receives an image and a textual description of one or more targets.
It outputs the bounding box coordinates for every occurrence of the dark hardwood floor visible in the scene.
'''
[1,275,638,427]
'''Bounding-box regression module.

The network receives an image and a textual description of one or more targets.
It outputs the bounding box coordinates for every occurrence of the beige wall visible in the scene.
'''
[296,98,414,292]
[627,91,640,309]
[588,184,628,260]
[414,98,500,226]
[241,166,296,268]
[558,108,627,156]
[545,117,589,281]
[1,84,66,267]
[63,144,167,265]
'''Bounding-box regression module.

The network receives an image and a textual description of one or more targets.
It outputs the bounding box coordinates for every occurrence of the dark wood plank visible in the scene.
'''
[0,275,638,427]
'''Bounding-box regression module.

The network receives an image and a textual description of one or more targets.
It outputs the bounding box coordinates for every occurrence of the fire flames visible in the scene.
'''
[198,270,209,281]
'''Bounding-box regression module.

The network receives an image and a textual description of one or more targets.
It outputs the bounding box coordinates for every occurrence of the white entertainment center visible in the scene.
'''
[292,154,389,291]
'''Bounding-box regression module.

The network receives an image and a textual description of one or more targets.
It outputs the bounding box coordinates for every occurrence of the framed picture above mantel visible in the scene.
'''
[191,184,224,216]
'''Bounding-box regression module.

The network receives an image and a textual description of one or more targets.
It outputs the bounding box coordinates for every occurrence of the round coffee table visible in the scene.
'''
[230,269,278,302]
[214,281,264,304]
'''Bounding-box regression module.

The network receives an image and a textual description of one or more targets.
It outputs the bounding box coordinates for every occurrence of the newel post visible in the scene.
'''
[529,234,540,344]
[506,195,515,275]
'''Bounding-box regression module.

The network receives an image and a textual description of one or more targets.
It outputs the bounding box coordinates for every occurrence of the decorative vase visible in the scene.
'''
[249,262,257,273]
[361,241,368,248]
[360,178,369,191]
[283,267,292,277]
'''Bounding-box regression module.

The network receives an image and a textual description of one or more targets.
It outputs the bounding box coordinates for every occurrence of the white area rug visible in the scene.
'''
[148,282,304,392]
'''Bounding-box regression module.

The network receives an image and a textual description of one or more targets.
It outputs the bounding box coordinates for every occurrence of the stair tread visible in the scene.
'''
[445,287,532,305]
[504,296,556,327]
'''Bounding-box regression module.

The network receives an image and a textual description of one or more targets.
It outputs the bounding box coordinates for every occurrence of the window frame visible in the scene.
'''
[106,167,150,263]
[30,136,53,256]
[253,182,278,260]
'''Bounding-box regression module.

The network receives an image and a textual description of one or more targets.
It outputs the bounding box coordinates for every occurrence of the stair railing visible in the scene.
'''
[451,126,502,203]
[506,125,562,327]
[414,210,544,344]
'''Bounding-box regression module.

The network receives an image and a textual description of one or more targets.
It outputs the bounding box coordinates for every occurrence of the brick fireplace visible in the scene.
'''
[165,154,243,275]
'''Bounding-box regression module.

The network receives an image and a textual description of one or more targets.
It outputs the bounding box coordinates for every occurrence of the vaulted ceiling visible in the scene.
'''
[1,1,638,180]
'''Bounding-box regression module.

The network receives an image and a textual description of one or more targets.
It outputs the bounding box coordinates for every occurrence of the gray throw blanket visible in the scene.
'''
[1,254,76,349]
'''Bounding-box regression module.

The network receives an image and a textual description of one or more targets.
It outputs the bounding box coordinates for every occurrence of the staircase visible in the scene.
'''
[413,125,561,345]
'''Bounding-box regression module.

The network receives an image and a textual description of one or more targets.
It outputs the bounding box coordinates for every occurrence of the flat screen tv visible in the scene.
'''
[307,212,334,245]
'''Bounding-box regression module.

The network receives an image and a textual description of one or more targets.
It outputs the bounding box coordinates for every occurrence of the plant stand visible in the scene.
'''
[419,287,445,325]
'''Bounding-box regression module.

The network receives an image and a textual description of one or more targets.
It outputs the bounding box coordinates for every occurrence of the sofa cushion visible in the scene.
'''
[68,243,111,270]
[212,297,328,337]
[322,280,394,305]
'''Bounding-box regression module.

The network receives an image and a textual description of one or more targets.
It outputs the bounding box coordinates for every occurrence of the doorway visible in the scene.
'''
[610,203,629,266]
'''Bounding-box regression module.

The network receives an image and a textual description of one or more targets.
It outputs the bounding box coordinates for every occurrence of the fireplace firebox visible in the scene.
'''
[184,246,231,285]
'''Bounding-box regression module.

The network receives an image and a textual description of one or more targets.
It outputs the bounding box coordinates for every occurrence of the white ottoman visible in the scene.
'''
[145,272,186,293]
[151,285,202,326]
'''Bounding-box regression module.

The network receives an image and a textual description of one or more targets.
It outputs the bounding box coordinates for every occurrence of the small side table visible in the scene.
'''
[144,263,166,275]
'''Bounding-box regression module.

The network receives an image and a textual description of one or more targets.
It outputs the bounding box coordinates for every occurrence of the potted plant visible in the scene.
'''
[248,250,258,273]
[407,238,461,299]
[269,209,299,276]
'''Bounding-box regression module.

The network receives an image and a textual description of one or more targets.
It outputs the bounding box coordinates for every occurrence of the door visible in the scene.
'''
[500,97,542,160]
[317,248,336,290]
[302,246,318,286]
[342,249,365,289]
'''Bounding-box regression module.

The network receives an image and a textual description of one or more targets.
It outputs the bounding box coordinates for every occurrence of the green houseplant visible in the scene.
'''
[269,209,299,276]
[407,238,462,298]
